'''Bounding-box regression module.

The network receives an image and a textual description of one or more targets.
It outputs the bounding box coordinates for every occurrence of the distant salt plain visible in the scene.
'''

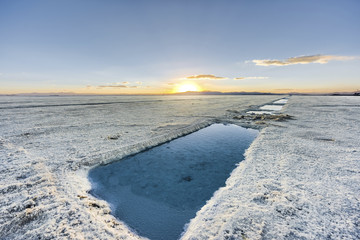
[0,95,278,239]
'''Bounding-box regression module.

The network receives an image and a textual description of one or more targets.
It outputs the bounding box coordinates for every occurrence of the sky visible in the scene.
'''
[0,0,359,94]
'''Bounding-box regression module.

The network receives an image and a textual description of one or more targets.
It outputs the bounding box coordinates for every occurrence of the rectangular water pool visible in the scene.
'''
[88,123,258,240]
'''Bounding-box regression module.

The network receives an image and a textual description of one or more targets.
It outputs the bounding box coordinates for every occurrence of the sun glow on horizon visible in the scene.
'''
[174,82,202,93]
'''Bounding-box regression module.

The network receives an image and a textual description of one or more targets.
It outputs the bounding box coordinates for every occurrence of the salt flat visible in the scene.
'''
[183,96,360,239]
[0,95,359,239]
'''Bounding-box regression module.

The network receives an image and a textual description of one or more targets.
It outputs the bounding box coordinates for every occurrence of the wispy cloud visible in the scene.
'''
[253,55,356,66]
[185,74,227,80]
[234,76,269,80]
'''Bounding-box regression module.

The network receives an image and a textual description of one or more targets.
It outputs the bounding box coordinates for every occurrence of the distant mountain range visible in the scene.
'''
[172,91,279,95]
[1,91,359,96]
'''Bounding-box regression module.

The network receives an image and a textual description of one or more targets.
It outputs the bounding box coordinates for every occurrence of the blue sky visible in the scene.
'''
[0,0,359,94]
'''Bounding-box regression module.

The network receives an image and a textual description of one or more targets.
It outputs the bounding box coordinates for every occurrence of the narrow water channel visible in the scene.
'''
[88,123,258,240]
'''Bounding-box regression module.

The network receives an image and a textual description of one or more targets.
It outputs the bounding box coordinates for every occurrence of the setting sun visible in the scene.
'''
[174,82,202,93]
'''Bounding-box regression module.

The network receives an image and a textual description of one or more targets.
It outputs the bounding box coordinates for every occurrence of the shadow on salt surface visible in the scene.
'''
[88,123,258,240]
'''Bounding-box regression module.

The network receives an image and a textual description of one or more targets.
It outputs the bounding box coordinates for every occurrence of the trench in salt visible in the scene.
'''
[88,123,258,240]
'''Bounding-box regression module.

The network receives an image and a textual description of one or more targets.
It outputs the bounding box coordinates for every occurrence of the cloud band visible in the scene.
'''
[253,55,356,66]
[234,76,269,80]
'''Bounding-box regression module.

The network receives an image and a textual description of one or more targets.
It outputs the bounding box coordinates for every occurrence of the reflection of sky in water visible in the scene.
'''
[259,105,283,111]
[273,99,288,104]
[89,124,258,240]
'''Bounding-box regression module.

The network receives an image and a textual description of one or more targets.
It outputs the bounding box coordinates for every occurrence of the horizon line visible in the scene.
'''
[1,90,359,97]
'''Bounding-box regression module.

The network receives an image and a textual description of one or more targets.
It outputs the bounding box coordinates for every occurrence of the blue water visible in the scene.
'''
[88,123,258,240]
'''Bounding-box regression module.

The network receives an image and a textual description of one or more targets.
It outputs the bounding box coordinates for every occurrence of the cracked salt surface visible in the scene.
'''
[1,95,359,240]
[89,124,258,240]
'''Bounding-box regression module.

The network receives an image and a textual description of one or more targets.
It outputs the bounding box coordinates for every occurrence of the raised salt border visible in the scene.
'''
[1,95,359,239]
[89,124,258,240]
[246,110,274,115]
